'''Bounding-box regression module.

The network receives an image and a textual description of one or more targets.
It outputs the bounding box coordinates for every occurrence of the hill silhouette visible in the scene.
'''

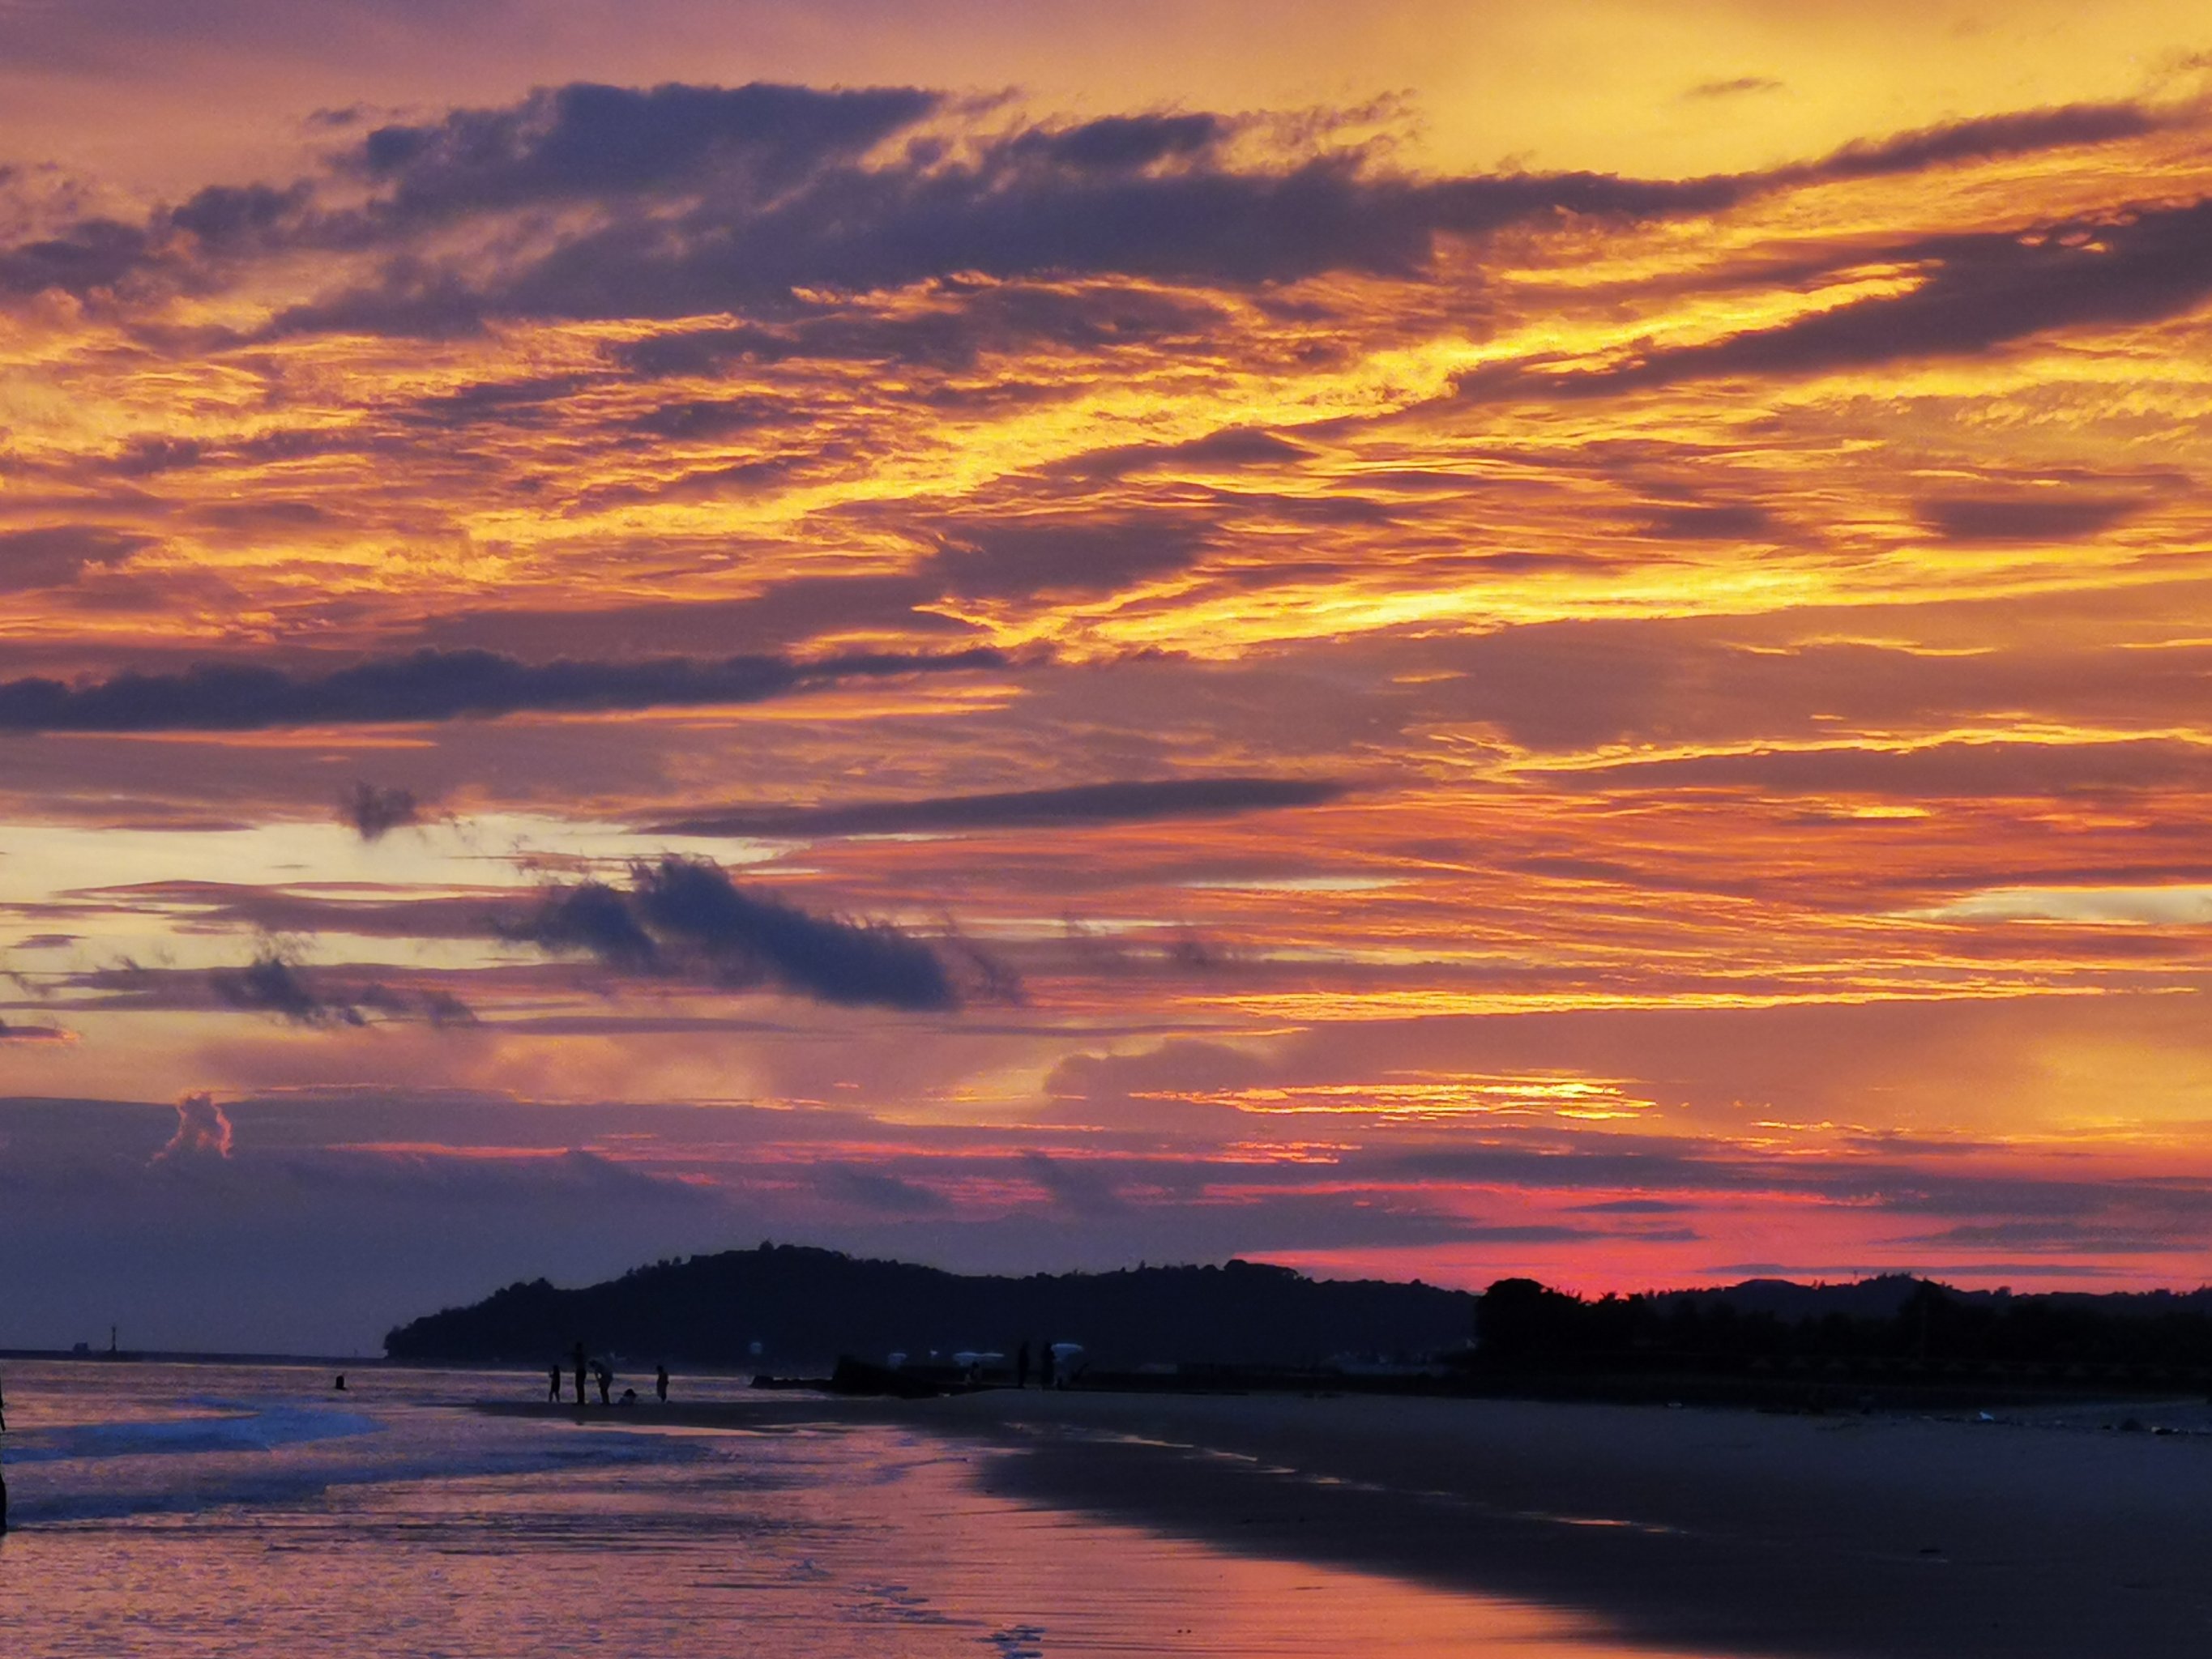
[1476,1273,2212,1382]
[386,1248,2212,1390]
[383,1244,1477,1370]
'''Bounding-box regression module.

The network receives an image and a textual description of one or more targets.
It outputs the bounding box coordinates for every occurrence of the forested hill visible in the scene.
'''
[383,1245,1479,1369]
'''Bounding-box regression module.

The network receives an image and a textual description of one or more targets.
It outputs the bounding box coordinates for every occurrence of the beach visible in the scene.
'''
[9,1355,2210,1656]
[523,1386,2212,1658]
[0,1358,1693,1658]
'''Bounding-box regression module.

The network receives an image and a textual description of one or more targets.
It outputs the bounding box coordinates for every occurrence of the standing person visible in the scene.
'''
[594,1362,613,1407]
[1016,1341,1030,1390]
[655,1363,669,1404]
[572,1341,587,1407]
[547,1363,562,1403]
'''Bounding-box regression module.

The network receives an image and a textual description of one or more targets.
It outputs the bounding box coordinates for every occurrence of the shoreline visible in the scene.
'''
[482,1388,2212,1657]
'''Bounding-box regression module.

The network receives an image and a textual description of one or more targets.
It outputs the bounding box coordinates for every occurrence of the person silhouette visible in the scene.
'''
[548,1363,562,1403]
[1016,1341,1031,1390]
[655,1363,669,1404]
[333,1375,347,1392]
[594,1362,613,1406]
[572,1341,587,1407]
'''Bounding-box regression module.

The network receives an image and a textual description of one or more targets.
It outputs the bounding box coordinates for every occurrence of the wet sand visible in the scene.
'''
[489,1388,2212,1657]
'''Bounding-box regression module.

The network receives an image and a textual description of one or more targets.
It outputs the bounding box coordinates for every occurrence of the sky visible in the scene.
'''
[6,0,2212,1352]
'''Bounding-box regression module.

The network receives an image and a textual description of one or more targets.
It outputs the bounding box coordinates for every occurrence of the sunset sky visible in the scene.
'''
[7,0,2212,1351]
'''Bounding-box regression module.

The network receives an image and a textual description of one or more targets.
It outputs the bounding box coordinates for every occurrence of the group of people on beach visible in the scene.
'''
[1014,1341,1071,1389]
[553,1342,668,1407]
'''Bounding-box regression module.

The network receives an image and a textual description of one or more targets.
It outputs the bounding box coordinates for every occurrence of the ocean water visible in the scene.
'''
[0,1359,1689,1657]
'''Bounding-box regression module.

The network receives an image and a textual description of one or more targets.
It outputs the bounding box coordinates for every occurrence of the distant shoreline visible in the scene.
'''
[478,1388,2212,1658]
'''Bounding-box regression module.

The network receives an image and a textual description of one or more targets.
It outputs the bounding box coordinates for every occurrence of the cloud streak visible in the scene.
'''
[207,951,476,1029]
[646,776,1345,838]
[0,646,1007,733]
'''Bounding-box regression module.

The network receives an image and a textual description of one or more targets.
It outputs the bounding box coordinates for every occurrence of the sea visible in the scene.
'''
[0,1358,1691,1657]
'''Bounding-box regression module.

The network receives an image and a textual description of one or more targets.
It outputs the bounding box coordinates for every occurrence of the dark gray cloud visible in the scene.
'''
[1042,425,1313,483]
[818,1164,955,1215]
[208,953,366,1026]
[207,82,1742,335]
[1901,1219,2184,1253]
[1789,101,2162,183]
[308,98,2165,336]
[73,881,502,943]
[2,79,2171,364]
[395,371,594,429]
[515,881,660,973]
[207,950,476,1029]
[0,644,1006,732]
[1916,494,2149,544]
[1003,111,1233,172]
[289,151,1741,331]
[1548,735,2212,798]
[1468,194,2212,394]
[0,214,154,296]
[356,981,480,1028]
[925,518,1213,599]
[356,81,943,223]
[0,525,150,591]
[0,177,311,299]
[1633,503,1779,542]
[647,776,1346,838]
[1687,76,1784,100]
[512,855,976,1011]
[339,781,421,842]
[1021,1150,1130,1218]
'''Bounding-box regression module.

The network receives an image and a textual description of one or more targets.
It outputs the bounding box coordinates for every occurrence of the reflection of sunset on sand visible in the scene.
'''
[950,1387,2212,1658]
[6,1,2212,1363]
[560,1386,2212,1658]
[0,1360,1700,1659]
